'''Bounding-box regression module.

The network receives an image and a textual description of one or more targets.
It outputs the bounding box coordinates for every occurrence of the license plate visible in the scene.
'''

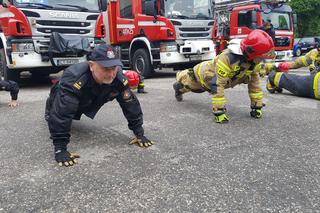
[301,48,307,50]
[56,59,79,66]
[189,55,202,61]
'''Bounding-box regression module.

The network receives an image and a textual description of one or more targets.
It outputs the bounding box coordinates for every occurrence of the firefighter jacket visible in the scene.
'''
[0,79,19,100]
[47,62,144,150]
[289,48,320,70]
[193,49,263,111]
[256,48,320,77]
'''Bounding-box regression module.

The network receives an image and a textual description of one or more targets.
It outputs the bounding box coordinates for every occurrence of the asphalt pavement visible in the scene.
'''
[0,68,319,212]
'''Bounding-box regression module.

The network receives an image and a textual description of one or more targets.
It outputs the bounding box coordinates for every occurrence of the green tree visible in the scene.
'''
[290,0,320,37]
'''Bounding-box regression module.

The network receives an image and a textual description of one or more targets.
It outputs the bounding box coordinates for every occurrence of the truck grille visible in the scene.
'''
[37,20,90,27]
[275,37,290,47]
[35,19,93,36]
[37,28,90,34]
[178,27,211,39]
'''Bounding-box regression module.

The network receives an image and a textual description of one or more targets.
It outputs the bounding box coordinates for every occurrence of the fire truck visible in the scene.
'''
[0,0,107,81]
[103,0,216,78]
[213,0,296,61]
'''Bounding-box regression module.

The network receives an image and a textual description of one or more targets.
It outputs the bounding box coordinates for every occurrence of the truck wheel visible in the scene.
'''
[0,48,20,81]
[295,48,301,57]
[132,48,153,78]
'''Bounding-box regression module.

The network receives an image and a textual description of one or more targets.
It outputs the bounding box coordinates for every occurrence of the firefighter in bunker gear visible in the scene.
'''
[137,72,147,93]
[0,78,19,107]
[173,30,275,123]
[265,46,320,99]
[45,44,154,167]
[123,69,140,90]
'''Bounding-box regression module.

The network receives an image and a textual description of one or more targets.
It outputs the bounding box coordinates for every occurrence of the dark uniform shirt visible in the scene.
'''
[0,79,19,100]
[46,62,144,150]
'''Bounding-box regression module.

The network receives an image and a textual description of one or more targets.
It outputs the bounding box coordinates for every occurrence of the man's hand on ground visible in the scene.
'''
[8,100,18,108]
[129,135,154,147]
[55,149,80,167]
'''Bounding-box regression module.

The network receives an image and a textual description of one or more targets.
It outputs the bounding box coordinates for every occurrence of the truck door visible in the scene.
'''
[116,0,136,43]
[136,0,163,41]
[230,6,261,39]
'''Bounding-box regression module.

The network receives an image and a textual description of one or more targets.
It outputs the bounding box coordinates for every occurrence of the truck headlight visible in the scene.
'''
[160,44,178,52]
[12,43,34,52]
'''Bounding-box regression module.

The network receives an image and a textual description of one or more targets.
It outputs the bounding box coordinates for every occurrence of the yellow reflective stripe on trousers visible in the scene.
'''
[313,72,320,99]
[273,72,283,87]
[197,63,210,90]
[212,97,226,105]
[249,92,263,100]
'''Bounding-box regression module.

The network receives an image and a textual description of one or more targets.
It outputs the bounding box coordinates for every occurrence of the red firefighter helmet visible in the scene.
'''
[240,29,275,61]
[124,70,139,89]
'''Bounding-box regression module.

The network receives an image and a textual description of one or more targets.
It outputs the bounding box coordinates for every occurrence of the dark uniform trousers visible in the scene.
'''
[268,71,319,99]
[0,79,19,100]
[46,62,144,150]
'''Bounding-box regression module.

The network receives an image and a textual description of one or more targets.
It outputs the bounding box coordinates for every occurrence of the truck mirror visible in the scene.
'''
[251,10,257,23]
[293,13,297,24]
[100,0,107,11]
[145,0,157,19]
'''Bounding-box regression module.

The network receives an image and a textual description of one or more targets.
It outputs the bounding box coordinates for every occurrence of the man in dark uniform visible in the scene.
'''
[262,19,276,44]
[0,78,19,107]
[45,44,154,167]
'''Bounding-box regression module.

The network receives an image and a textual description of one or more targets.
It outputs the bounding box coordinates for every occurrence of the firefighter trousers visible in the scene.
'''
[268,72,315,98]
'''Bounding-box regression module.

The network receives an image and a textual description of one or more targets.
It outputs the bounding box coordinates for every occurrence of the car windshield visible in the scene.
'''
[162,0,213,19]
[299,37,314,43]
[13,0,99,12]
[262,12,291,30]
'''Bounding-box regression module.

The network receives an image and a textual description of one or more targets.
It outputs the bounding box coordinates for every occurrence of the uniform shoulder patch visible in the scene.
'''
[122,89,132,100]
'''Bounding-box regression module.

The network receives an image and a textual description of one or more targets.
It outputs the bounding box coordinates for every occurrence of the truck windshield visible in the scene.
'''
[262,12,291,30]
[163,0,213,19]
[13,0,99,12]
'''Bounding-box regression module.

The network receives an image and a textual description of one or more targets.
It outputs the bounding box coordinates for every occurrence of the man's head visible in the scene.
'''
[263,19,271,29]
[240,29,275,63]
[87,44,123,85]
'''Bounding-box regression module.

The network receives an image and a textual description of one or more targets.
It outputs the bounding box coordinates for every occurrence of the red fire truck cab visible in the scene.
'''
[0,0,107,81]
[104,0,216,78]
[213,0,296,61]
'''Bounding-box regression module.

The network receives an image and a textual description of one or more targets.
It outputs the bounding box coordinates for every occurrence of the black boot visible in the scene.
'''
[137,86,148,93]
[173,82,183,101]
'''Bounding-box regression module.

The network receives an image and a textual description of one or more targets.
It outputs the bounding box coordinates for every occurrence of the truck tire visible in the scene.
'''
[0,48,20,82]
[295,48,301,57]
[132,48,153,78]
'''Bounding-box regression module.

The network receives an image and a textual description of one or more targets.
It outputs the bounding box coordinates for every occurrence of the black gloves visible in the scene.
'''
[55,149,80,167]
[250,108,263,118]
[129,135,154,147]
